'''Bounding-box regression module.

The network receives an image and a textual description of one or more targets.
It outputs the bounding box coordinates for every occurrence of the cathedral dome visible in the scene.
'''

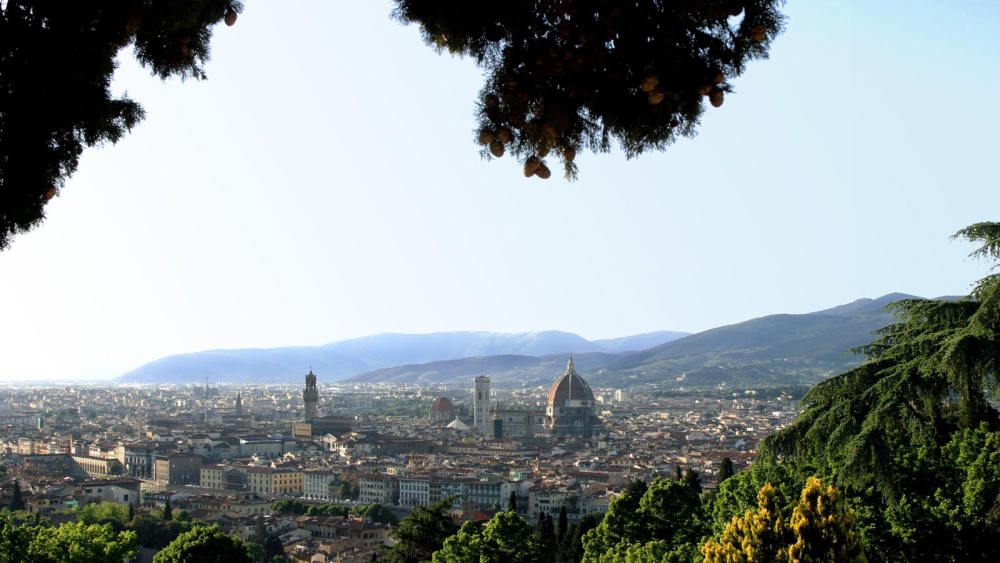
[430,397,455,414]
[547,356,594,406]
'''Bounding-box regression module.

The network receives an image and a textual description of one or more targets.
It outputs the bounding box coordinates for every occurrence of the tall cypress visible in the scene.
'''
[556,505,568,542]
[718,458,735,485]
[9,478,25,511]
[508,490,518,513]
[162,497,173,521]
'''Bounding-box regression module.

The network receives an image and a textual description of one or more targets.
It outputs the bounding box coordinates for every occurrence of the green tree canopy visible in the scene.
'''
[582,478,706,562]
[727,222,1000,560]
[382,496,459,563]
[432,511,543,563]
[152,524,250,563]
[28,520,138,563]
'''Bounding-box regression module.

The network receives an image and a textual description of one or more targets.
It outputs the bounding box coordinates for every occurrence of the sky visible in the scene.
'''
[2,1,1000,382]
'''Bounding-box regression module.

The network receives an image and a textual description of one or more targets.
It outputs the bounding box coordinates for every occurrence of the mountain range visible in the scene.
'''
[117,330,688,384]
[119,293,941,388]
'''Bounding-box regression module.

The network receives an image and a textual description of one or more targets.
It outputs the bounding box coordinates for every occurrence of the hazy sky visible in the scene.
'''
[2,1,999,382]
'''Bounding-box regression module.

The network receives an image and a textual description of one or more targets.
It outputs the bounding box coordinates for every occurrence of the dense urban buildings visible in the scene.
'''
[0,363,800,560]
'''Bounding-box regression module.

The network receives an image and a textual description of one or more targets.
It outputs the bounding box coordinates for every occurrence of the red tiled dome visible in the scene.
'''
[547,356,594,405]
[430,397,455,413]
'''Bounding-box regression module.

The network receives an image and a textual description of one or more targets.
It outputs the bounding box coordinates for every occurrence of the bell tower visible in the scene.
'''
[474,375,490,435]
[303,368,318,421]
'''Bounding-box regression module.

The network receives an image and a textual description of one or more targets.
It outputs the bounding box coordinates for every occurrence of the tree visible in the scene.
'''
[393,1,785,179]
[262,535,284,562]
[683,468,702,494]
[702,478,866,563]
[152,524,251,563]
[582,478,705,562]
[162,497,173,521]
[558,513,599,563]
[354,503,399,526]
[537,511,556,560]
[28,520,138,563]
[556,505,568,542]
[77,502,131,528]
[0,0,244,250]
[1,1,787,249]
[8,479,24,511]
[0,510,31,563]
[509,490,518,512]
[381,496,459,563]
[717,457,735,486]
[755,222,1000,560]
[432,511,543,563]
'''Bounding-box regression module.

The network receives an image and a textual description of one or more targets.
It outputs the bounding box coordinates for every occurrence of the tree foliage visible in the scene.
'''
[723,222,1000,560]
[393,0,785,179]
[382,496,459,563]
[702,478,866,563]
[717,457,735,486]
[152,524,250,563]
[582,478,706,562]
[8,479,24,511]
[0,0,243,249]
[432,511,543,563]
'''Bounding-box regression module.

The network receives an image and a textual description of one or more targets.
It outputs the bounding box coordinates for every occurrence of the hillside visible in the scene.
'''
[349,293,922,388]
[117,330,684,384]
[343,352,620,387]
[589,293,919,387]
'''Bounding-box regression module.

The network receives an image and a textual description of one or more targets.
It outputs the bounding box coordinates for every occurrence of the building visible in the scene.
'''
[153,452,203,486]
[474,375,490,435]
[304,469,340,501]
[304,368,319,421]
[429,397,455,424]
[546,356,603,438]
[359,474,397,505]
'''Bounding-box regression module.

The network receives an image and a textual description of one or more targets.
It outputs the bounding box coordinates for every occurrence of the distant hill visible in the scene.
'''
[590,293,920,388]
[342,352,621,387]
[349,293,923,389]
[117,330,685,384]
[592,331,689,353]
[118,293,928,388]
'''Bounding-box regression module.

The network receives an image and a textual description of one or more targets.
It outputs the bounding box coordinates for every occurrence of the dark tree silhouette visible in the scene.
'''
[0,0,243,250]
[9,478,25,511]
[393,0,785,179]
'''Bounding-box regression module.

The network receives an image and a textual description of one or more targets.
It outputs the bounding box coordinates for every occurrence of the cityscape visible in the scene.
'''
[0,359,799,561]
[3,1,999,562]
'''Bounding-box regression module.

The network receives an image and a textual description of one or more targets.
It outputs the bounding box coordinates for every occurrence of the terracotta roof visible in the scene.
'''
[547,356,594,405]
[430,397,455,413]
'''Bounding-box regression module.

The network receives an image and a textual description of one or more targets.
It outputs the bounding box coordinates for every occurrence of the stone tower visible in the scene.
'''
[473,375,490,435]
[235,392,243,416]
[303,368,318,421]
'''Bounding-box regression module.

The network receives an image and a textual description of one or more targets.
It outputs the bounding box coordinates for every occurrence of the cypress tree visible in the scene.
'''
[9,478,25,511]
[162,497,172,521]
[508,490,518,513]
[718,458,735,485]
[684,469,702,494]
[556,505,568,542]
